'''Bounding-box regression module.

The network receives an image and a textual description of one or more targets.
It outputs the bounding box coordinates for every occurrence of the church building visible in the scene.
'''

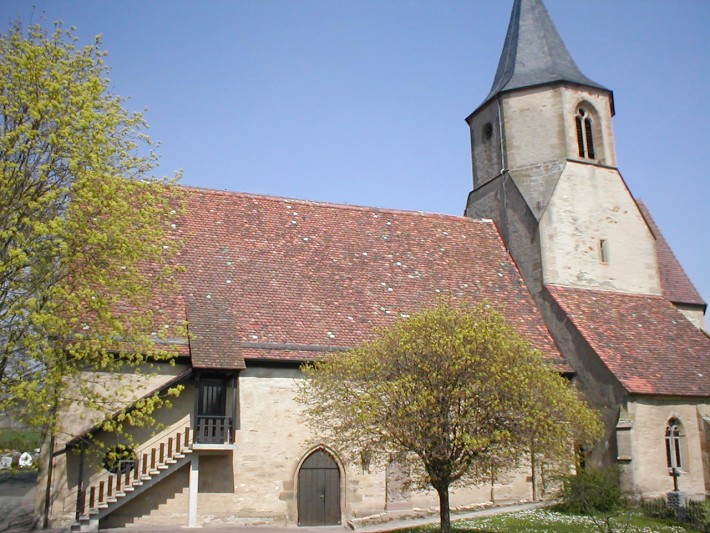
[42,0,709,530]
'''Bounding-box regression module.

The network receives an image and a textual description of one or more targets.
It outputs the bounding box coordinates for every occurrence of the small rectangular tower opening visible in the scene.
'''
[599,239,609,264]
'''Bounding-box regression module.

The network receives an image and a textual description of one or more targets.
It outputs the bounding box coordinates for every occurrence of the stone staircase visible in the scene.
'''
[70,426,193,532]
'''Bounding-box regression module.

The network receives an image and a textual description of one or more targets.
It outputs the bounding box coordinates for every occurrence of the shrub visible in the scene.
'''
[687,499,710,532]
[102,444,137,474]
[640,497,710,532]
[556,468,623,514]
[639,498,676,520]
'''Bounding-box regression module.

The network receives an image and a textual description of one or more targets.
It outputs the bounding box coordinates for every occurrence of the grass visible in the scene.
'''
[0,428,42,451]
[395,508,700,533]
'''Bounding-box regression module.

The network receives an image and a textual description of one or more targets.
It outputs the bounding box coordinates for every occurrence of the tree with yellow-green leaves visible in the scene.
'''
[0,20,184,478]
[299,301,602,533]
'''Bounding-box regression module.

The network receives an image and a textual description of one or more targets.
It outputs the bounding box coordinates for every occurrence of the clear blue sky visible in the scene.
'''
[4,0,709,308]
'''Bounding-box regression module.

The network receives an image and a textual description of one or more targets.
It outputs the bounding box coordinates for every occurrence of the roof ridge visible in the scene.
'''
[178,184,493,224]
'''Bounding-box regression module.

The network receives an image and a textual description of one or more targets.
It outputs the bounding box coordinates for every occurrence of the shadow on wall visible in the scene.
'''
[66,383,195,494]
[99,463,189,530]
[199,455,235,494]
[99,455,236,529]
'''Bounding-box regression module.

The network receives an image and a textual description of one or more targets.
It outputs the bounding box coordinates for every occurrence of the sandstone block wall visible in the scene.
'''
[501,87,567,171]
[467,101,503,189]
[625,398,710,499]
[40,362,192,528]
[48,365,555,529]
[540,163,661,295]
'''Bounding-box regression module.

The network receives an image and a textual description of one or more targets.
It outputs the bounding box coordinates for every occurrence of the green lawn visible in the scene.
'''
[395,509,699,533]
[0,428,42,451]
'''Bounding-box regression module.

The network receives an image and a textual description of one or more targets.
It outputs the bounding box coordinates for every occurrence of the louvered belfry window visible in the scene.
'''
[576,107,596,159]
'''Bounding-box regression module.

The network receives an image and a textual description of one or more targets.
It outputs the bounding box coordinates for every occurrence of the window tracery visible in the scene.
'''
[576,107,596,159]
[665,418,684,471]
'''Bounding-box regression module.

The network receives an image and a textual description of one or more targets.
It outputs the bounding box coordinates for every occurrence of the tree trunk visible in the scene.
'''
[42,432,56,529]
[435,483,451,533]
[530,447,536,501]
[42,393,61,529]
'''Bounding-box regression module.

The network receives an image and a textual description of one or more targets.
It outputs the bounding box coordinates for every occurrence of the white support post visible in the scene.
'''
[188,455,199,527]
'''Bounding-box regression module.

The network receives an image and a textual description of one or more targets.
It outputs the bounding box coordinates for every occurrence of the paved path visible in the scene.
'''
[0,472,38,533]
[2,471,545,533]
[34,501,545,533]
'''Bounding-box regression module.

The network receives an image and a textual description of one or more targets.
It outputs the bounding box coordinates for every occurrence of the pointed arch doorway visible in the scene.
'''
[297,449,341,526]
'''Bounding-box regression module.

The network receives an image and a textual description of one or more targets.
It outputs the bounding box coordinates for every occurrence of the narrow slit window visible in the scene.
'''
[599,239,609,264]
[576,107,596,159]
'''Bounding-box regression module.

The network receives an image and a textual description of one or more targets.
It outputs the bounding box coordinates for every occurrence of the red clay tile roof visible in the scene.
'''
[637,201,705,307]
[173,187,564,366]
[547,285,710,396]
[187,294,245,370]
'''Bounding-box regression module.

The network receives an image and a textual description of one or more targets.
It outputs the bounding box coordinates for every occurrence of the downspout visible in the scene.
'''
[497,95,508,175]
[497,95,513,252]
[193,373,201,443]
[231,372,240,438]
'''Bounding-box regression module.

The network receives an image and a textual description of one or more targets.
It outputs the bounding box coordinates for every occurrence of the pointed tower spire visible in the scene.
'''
[482,0,607,106]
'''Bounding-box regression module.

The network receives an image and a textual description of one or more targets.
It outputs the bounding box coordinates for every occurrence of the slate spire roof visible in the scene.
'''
[481,0,608,108]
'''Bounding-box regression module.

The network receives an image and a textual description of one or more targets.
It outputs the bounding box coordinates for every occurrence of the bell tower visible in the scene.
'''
[465,0,661,298]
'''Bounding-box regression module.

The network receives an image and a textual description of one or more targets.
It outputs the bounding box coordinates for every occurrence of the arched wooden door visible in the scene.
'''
[297,450,341,526]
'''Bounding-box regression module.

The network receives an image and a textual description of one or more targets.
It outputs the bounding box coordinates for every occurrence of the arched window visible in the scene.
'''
[575,107,596,159]
[665,418,684,471]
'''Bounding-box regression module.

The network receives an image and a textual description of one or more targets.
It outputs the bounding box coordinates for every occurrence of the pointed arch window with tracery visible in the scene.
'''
[575,107,596,159]
[665,418,685,471]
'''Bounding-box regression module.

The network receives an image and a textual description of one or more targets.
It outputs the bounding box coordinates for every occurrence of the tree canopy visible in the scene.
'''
[0,22,184,441]
[299,301,601,533]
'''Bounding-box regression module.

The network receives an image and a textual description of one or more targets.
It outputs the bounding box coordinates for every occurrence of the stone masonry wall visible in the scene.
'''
[540,162,661,295]
[627,398,710,499]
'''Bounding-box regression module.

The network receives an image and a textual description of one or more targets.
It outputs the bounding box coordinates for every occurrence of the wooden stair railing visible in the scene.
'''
[74,426,192,522]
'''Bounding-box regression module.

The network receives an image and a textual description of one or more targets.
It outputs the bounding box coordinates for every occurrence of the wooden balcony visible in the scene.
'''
[193,415,234,451]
